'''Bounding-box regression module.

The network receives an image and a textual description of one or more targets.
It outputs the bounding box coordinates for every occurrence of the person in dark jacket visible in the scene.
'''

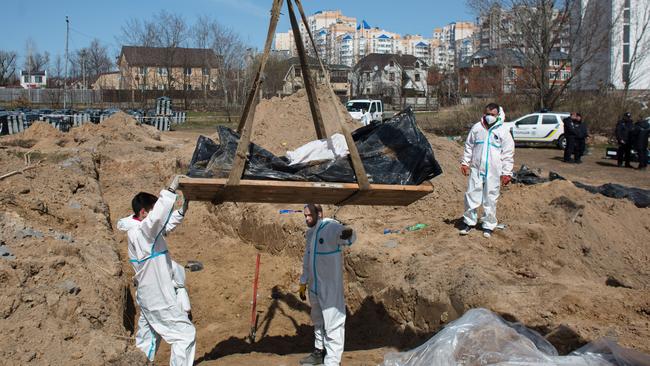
[563,112,578,163]
[634,117,650,170]
[615,112,635,167]
[573,113,589,163]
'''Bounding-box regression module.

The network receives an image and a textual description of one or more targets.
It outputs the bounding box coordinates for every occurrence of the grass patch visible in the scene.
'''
[175,111,240,131]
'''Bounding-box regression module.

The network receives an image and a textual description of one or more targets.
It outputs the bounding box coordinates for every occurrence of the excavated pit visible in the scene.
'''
[1,101,649,365]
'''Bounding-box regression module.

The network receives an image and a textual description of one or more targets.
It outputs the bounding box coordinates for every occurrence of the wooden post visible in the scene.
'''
[226,0,283,189]
[287,0,327,139]
[236,0,284,134]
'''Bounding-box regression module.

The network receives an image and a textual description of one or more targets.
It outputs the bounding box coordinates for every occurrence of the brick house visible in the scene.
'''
[117,46,220,91]
[281,56,351,99]
[351,53,429,98]
[92,71,120,90]
[458,49,571,96]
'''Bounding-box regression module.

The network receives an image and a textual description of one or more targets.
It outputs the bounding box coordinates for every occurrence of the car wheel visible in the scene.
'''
[557,135,566,149]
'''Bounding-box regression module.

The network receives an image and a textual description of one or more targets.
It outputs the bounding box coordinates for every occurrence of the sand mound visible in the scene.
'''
[22,121,65,140]
[71,111,161,144]
[252,86,360,155]
[0,122,68,150]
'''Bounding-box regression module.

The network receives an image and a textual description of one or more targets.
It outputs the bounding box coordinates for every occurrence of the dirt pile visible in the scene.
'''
[1,122,67,150]
[252,86,360,155]
[71,111,161,145]
[0,144,146,364]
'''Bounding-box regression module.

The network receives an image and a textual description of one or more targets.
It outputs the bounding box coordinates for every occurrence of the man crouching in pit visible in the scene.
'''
[117,175,195,366]
[298,203,356,366]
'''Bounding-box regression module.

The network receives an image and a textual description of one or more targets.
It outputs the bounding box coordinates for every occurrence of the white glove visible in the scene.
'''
[168,175,186,192]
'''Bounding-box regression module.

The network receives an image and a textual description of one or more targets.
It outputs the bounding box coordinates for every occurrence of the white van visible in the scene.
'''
[346,99,383,126]
[503,112,571,148]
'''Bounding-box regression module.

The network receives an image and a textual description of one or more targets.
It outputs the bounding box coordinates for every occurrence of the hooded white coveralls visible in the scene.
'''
[301,218,356,366]
[117,190,196,366]
[461,109,515,230]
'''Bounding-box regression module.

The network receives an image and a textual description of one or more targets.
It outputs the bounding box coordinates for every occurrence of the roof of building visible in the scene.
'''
[378,34,391,39]
[120,46,221,68]
[458,48,525,68]
[355,53,428,71]
[550,50,570,60]
[282,56,350,72]
[416,41,429,47]
[342,34,353,41]
[21,70,46,76]
[357,20,371,30]
[329,64,351,70]
[283,56,321,68]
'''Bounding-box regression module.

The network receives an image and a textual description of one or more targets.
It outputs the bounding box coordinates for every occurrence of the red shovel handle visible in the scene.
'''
[250,253,261,331]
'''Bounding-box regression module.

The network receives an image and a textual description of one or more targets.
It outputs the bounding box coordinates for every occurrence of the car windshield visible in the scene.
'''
[346,102,370,112]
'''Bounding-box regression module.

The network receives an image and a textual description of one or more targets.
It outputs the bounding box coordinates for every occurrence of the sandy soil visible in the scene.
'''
[0,103,648,366]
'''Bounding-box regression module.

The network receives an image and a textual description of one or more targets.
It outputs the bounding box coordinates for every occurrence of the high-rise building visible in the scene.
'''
[571,0,650,90]
[273,9,475,71]
[431,22,477,71]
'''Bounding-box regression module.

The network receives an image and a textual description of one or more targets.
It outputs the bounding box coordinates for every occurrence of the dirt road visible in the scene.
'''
[514,145,649,189]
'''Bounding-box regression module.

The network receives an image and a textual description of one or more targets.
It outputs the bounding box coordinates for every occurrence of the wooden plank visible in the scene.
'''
[179,178,433,206]
[287,0,327,139]
[236,0,284,133]
[227,0,283,190]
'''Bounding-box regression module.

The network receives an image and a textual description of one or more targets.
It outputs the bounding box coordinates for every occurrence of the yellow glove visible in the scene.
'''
[299,283,307,301]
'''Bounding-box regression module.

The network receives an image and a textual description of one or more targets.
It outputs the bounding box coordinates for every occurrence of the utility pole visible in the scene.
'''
[80,49,86,105]
[64,16,69,109]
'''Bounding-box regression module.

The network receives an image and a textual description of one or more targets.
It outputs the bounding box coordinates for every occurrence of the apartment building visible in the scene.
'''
[571,0,650,90]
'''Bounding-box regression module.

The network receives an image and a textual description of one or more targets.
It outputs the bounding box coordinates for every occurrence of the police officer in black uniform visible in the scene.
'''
[634,117,650,170]
[615,112,635,167]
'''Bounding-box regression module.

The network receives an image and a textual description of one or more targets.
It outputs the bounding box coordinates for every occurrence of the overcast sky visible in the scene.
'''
[2,0,475,67]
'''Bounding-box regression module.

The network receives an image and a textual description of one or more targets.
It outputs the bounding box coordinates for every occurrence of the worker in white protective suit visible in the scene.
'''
[298,204,356,366]
[459,103,514,238]
[116,175,195,366]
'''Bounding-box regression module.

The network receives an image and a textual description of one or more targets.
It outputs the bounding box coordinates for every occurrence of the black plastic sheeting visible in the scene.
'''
[573,182,650,208]
[512,165,565,185]
[511,165,649,208]
[188,108,442,185]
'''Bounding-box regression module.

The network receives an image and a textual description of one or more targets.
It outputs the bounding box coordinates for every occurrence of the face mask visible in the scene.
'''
[484,115,497,125]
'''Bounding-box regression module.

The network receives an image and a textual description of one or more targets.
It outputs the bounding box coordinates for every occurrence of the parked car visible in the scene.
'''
[605,147,650,163]
[346,99,383,125]
[503,112,571,149]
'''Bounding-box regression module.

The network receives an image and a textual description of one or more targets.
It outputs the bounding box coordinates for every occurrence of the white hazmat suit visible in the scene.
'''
[117,190,196,366]
[301,218,356,366]
[461,108,514,230]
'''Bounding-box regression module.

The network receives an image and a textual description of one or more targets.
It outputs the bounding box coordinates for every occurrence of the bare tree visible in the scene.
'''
[189,18,249,115]
[23,39,50,73]
[47,54,64,88]
[468,0,614,110]
[119,11,189,90]
[86,39,113,77]
[0,50,17,86]
[259,54,288,97]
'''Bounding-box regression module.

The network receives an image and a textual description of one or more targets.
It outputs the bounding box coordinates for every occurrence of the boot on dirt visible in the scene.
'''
[300,348,325,365]
[483,228,493,238]
[459,223,475,235]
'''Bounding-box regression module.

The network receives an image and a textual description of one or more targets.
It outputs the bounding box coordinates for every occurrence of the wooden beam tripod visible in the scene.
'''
[178,0,433,206]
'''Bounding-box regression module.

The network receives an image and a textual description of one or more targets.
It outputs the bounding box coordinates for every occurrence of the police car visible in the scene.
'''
[503,112,571,149]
